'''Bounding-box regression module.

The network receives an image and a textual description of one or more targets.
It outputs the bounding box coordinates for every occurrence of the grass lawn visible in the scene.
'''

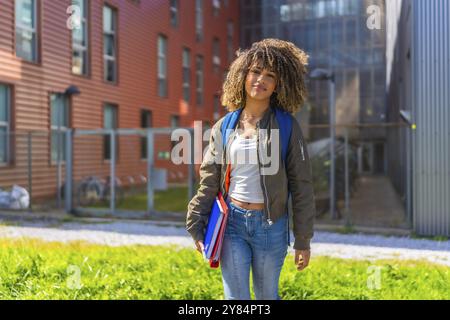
[122,186,190,212]
[88,186,192,213]
[0,238,449,300]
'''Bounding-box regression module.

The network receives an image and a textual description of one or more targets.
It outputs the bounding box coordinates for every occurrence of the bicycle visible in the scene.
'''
[76,175,124,207]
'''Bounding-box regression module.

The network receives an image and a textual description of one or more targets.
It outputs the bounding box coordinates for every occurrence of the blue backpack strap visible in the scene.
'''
[221,107,293,161]
[220,108,243,147]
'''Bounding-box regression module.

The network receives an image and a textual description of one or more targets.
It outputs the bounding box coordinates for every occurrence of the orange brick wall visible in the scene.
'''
[0,0,240,200]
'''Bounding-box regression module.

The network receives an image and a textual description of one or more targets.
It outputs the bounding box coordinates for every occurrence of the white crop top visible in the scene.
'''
[228,132,264,204]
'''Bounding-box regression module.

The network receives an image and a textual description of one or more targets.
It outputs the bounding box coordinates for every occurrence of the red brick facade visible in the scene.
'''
[0,0,240,200]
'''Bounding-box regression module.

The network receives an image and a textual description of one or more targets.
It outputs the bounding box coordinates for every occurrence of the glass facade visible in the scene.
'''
[240,0,387,139]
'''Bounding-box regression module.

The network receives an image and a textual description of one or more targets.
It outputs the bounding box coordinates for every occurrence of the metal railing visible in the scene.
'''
[0,122,412,230]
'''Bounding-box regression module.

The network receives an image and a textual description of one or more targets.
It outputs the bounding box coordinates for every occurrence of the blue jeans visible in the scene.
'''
[220,201,289,300]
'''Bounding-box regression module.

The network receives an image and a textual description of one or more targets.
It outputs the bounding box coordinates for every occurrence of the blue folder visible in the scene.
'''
[203,197,225,259]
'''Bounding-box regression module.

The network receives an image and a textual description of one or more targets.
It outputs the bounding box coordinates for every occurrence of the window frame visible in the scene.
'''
[103,103,119,161]
[169,0,179,27]
[182,47,191,103]
[15,0,40,63]
[157,34,168,98]
[103,4,118,84]
[0,85,11,166]
[195,0,203,42]
[212,37,221,74]
[196,55,204,106]
[72,0,90,76]
[213,94,221,121]
[50,93,71,165]
[212,0,220,17]
[227,20,234,63]
[140,109,153,160]
[170,115,180,149]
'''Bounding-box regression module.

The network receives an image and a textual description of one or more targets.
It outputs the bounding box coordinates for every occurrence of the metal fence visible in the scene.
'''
[1,123,412,229]
[66,128,196,218]
[0,131,68,212]
[303,122,411,229]
[0,128,197,218]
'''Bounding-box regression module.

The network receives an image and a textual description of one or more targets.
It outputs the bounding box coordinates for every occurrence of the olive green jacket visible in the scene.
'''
[186,107,316,250]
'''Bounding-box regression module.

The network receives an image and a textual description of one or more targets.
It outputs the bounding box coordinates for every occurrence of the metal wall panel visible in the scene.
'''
[412,0,450,236]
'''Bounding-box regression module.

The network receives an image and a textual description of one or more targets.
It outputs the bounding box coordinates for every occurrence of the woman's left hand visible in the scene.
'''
[295,249,311,271]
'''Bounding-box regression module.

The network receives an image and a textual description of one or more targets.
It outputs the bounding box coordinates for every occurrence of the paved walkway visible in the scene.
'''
[316,175,409,229]
[1,218,449,266]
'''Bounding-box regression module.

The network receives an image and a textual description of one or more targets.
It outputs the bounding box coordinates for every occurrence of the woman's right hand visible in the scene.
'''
[195,240,205,254]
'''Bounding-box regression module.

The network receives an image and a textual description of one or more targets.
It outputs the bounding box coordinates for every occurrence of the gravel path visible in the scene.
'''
[1,219,449,266]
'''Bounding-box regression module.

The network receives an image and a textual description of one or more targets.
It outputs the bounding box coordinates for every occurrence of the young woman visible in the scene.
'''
[186,38,316,300]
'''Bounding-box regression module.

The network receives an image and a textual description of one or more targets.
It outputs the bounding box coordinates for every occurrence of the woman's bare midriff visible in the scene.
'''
[230,197,265,210]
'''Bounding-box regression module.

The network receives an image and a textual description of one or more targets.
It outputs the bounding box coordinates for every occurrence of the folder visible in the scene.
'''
[203,192,229,265]
[209,207,229,268]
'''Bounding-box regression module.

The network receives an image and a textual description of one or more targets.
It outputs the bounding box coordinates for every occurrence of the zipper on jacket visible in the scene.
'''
[256,121,273,226]
[299,137,306,161]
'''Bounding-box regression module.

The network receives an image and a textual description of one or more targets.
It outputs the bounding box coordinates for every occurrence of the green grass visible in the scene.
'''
[0,238,449,300]
[89,186,191,213]
[410,232,450,242]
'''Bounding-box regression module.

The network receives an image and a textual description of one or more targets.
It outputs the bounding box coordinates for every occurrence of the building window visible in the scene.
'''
[213,38,220,74]
[50,94,70,163]
[170,0,179,27]
[72,0,89,76]
[182,48,191,103]
[103,103,118,160]
[158,35,168,97]
[171,115,180,128]
[345,19,357,48]
[314,0,326,18]
[0,85,11,164]
[196,55,204,106]
[213,94,221,121]
[227,20,234,63]
[212,0,220,16]
[15,0,38,62]
[141,110,152,159]
[196,0,203,41]
[103,5,117,83]
[170,115,180,148]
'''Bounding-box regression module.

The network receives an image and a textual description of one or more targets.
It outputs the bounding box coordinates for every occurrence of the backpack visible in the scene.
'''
[220,106,293,165]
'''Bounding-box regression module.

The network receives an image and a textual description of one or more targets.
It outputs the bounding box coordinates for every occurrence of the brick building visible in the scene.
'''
[0,0,239,202]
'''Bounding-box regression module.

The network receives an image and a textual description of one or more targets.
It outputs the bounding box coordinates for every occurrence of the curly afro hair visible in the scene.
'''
[221,38,309,114]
